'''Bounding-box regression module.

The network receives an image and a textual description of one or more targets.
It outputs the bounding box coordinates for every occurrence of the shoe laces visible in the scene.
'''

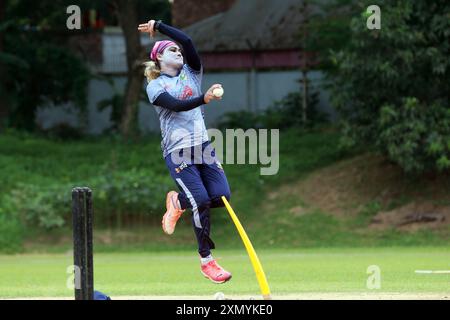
[209,260,224,273]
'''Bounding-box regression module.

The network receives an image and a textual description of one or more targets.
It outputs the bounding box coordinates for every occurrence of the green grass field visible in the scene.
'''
[1,129,448,300]
[1,247,449,299]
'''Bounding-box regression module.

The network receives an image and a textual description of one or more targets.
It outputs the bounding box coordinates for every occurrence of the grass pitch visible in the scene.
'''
[0,247,449,299]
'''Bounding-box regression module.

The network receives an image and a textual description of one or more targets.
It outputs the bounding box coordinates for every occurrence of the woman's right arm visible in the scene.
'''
[139,20,202,72]
[156,21,202,72]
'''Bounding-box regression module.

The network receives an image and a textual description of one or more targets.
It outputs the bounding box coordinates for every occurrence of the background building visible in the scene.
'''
[37,0,334,134]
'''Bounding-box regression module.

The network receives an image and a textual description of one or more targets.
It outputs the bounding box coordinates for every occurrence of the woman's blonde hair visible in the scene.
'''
[143,61,161,83]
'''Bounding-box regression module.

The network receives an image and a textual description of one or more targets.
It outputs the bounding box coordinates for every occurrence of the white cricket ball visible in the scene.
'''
[214,292,225,300]
[213,87,224,98]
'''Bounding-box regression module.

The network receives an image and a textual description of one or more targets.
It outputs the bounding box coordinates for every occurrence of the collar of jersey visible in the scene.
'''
[160,70,181,78]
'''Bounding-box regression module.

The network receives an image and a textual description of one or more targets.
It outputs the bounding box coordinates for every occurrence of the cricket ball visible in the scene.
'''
[214,292,225,300]
[213,87,224,98]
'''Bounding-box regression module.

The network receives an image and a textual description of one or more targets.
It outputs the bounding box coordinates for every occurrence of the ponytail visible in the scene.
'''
[143,61,161,83]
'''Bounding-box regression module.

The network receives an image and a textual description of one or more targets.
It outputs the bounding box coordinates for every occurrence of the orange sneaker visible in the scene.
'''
[201,260,232,284]
[162,191,185,235]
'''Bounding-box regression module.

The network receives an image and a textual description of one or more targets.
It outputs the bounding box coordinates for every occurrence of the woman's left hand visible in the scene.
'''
[138,20,156,37]
[204,84,224,104]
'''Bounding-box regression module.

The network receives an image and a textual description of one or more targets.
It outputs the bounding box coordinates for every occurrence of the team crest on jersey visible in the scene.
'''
[175,161,188,174]
[181,85,193,100]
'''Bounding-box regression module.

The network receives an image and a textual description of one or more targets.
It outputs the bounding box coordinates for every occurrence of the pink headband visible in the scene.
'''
[150,40,177,61]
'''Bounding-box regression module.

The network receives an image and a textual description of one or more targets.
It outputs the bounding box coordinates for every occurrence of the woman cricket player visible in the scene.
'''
[138,19,232,284]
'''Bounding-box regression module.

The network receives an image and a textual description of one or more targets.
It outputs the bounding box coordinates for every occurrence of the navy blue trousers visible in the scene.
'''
[165,142,231,258]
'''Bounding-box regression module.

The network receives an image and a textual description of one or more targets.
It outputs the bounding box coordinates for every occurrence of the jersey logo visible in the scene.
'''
[175,161,188,174]
[180,85,193,100]
[180,72,187,81]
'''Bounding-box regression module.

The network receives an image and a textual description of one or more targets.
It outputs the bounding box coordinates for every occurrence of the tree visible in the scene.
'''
[1,0,91,132]
[297,0,357,124]
[298,1,313,124]
[111,0,171,137]
[0,0,7,129]
[111,0,145,137]
[300,0,357,71]
[329,0,450,173]
[1,0,170,134]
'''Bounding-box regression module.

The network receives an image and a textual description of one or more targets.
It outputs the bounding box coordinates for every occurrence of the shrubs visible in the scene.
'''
[89,168,172,221]
[7,184,67,229]
[217,110,263,131]
[40,122,84,141]
[329,0,450,174]
[0,207,25,254]
[378,98,450,173]
[0,133,175,252]
[263,91,327,129]
[0,169,172,253]
[1,169,172,231]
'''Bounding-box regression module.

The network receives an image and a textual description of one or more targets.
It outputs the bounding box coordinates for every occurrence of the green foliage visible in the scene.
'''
[4,39,90,131]
[299,0,358,70]
[217,91,328,130]
[0,128,344,252]
[353,201,382,227]
[0,210,24,254]
[0,131,173,235]
[217,111,262,130]
[5,0,82,28]
[378,98,450,173]
[262,91,327,129]
[2,1,91,131]
[329,0,450,173]
[6,184,68,229]
[89,168,172,219]
[41,122,84,141]
[5,0,151,29]
[1,169,172,233]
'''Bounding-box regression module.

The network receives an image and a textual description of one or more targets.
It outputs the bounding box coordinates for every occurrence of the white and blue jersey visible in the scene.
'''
[146,22,231,259]
[147,64,209,158]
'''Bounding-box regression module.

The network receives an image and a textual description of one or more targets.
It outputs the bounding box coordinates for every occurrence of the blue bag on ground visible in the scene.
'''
[94,290,111,300]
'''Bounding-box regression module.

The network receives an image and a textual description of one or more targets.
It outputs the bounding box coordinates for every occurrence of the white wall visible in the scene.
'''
[201,70,336,129]
[36,70,335,135]
[37,31,336,134]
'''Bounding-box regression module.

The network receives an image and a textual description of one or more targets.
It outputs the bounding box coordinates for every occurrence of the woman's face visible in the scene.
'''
[158,45,184,69]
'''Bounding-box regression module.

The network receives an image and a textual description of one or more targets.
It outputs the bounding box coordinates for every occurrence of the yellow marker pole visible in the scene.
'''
[222,196,272,300]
